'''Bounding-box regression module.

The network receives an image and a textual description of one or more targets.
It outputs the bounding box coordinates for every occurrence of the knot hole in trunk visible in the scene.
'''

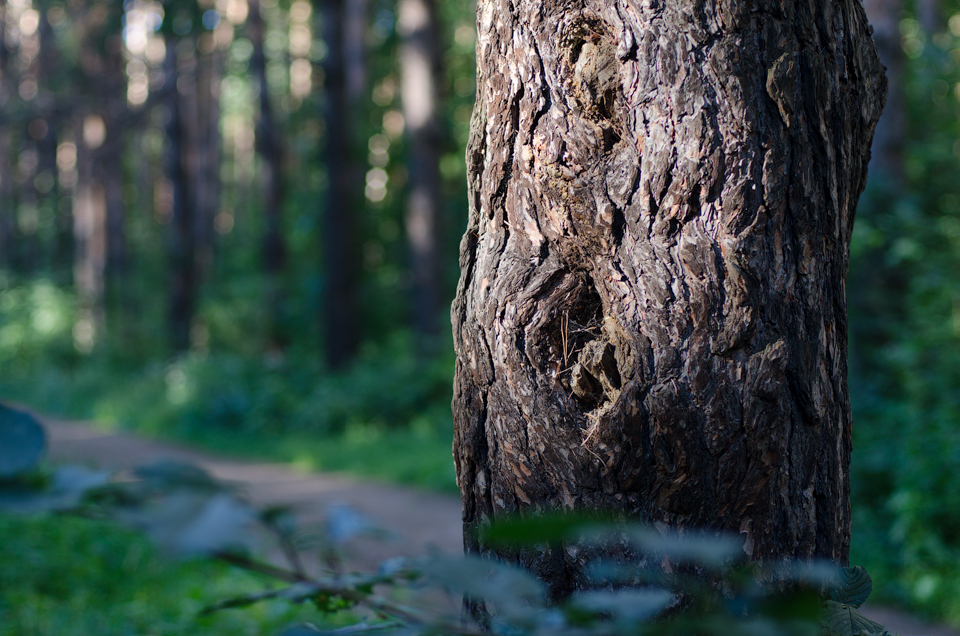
[561,17,622,148]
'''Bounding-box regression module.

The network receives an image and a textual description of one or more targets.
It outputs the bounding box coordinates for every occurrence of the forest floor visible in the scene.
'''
[40,417,960,636]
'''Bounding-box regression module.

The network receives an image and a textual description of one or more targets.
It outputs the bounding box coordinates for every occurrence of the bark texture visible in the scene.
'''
[452,0,886,597]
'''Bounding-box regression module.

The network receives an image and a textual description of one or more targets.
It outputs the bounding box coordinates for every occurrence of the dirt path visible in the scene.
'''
[42,418,463,572]
[40,418,958,636]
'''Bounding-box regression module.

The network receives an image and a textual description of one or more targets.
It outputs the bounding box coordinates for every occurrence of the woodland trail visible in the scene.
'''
[41,418,463,572]
[37,417,959,636]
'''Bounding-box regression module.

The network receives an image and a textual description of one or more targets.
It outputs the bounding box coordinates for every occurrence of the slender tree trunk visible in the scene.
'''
[74,129,106,351]
[343,0,367,102]
[164,38,198,353]
[18,136,39,273]
[101,39,129,304]
[399,0,444,340]
[863,0,904,186]
[321,0,360,370]
[103,131,127,293]
[453,0,886,598]
[250,0,288,347]
[35,6,62,277]
[54,126,75,280]
[0,0,16,273]
[36,120,62,274]
[848,0,908,371]
[0,128,13,271]
[196,46,220,275]
[917,0,940,34]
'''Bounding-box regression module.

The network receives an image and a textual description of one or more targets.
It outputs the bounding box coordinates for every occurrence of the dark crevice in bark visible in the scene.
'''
[490,89,524,224]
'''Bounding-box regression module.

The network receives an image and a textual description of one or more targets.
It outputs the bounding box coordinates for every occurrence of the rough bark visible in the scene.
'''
[452,0,886,597]
[399,0,444,339]
[321,0,361,370]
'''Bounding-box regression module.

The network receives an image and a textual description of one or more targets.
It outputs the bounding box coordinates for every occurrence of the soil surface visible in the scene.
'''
[41,418,464,573]
[36,416,960,636]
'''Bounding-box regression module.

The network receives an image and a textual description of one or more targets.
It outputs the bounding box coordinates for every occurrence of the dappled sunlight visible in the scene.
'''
[0,0,958,631]
[0,279,76,358]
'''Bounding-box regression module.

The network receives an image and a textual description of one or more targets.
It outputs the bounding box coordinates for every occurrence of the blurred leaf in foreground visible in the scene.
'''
[0,403,46,478]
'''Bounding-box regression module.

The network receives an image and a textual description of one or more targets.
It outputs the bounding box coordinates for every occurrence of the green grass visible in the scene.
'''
[0,514,344,636]
[0,368,458,493]
[130,418,458,493]
[0,282,459,493]
[0,283,457,631]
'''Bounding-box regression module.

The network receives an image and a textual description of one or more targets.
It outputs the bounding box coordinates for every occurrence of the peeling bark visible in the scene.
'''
[452,0,886,597]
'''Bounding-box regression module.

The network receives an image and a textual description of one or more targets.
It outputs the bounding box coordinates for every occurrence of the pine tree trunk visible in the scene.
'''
[250,0,288,348]
[74,131,107,350]
[196,46,221,284]
[453,0,886,597]
[164,38,198,353]
[0,128,13,272]
[0,0,17,273]
[862,0,903,186]
[399,0,444,340]
[321,0,361,370]
[917,0,940,34]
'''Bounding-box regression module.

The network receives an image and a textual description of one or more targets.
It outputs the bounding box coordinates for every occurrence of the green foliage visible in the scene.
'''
[0,281,458,491]
[0,404,46,477]
[0,428,895,636]
[826,567,874,608]
[848,5,960,625]
[821,568,890,636]
[0,515,333,636]
[3,0,960,629]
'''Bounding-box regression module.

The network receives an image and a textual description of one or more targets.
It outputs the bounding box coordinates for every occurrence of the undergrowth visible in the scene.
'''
[0,515,342,636]
[0,282,457,492]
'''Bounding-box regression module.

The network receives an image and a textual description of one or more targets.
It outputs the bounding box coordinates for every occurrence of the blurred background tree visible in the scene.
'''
[0,0,959,627]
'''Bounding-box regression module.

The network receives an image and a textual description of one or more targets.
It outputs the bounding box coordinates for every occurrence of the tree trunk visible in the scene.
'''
[452,0,886,598]
[862,0,903,186]
[164,37,198,353]
[250,0,288,348]
[321,0,360,370]
[343,0,368,102]
[399,0,444,340]
[196,45,220,287]
[74,127,107,351]
[917,0,940,34]
[0,0,17,273]
[0,128,13,272]
[103,127,127,301]
[101,38,129,307]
